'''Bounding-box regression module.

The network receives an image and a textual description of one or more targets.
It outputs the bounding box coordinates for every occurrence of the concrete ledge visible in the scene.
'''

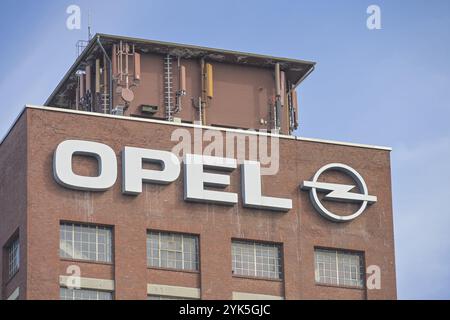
[232,292,284,300]
[7,287,20,300]
[147,284,201,299]
[59,275,114,291]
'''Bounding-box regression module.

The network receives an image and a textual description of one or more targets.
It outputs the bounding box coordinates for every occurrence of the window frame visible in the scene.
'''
[6,235,20,279]
[147,295,199,300]
[59,287,114,300]
[314,247,366,289]
[231,239,283,281]
[146,230,200,273]
[59,221,114,264]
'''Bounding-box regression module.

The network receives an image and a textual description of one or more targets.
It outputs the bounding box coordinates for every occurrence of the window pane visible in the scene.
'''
[314,248,365,288]
[232,240,282,280]
[59,223,112,263]
[337,251,365,287]
[8,237,20,278]
[147,231,199,271]
[147,295,198,300]
[60,287,113,300]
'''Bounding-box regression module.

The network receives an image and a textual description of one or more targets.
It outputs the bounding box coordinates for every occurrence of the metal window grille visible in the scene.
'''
[147,295,198,300]
[60,287,113,300]
[147,231,199,271]
[314,248,365,288]
[8,237,20,278]
[232,240,282,280]
[60,223,112,263]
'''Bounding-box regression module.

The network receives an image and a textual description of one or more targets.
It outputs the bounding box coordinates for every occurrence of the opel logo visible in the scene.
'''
[301,163,377,222]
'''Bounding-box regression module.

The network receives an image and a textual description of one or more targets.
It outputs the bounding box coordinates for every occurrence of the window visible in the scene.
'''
[7,237,20,278]
[147,295,198,300]
[147,231,199,271]
[60,223,112,263]
[232,240,282,280]
[60,287,113,300]
[314,248,365,288]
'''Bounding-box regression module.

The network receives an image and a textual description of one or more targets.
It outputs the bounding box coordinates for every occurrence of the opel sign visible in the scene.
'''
[53,140,377,222]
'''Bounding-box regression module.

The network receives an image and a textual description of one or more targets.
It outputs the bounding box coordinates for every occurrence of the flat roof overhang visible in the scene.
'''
[1,105,392,152]
[45,33,316,107]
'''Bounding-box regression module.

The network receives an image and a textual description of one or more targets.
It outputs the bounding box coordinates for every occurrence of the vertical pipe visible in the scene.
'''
[198,97,203,125]
[125,43,129,89]
[274,63,281,131]
[95,59,101,93]
[112,44,117,77]
[75,77,80,110]
[119,41,123,83]
[292,89,299,128]
[206,63,213,98]
[85,65,92,94]
[280,71,286,106]
[200,58,206,124]
[287,89,292,134]
[179,65,186,92]
[103,55,108,113]
[286,92,290,134]
[134,52,141,81]
[80,74,85,99]
[275,63,281,97]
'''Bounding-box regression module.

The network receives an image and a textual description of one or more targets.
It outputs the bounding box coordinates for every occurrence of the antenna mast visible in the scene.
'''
[88,10,92,40]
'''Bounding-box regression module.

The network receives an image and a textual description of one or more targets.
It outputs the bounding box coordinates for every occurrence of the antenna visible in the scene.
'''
[76,9,93,57]
[88,10,92,41]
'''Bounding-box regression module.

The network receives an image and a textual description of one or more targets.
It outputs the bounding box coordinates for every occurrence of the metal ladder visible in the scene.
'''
[164,54,174,121]
[100,93,110,114]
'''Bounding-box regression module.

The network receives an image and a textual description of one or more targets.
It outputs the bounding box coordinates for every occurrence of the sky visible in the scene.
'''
[0,0,449,299]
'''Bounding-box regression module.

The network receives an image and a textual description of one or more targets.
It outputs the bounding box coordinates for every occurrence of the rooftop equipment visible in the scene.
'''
[206,63,213,99]
[95,59,101,94]
[164,54,174,121]
[274,63,282,132]
[45,34,315,135]
[174,58,186,115]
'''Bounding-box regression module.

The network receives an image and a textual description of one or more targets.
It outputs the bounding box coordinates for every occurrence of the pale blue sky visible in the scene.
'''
[1,0,449,299]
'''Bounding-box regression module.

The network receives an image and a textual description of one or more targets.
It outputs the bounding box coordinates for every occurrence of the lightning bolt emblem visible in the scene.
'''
[301,181,377,203]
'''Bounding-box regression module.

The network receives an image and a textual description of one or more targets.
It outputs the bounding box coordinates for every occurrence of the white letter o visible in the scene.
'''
[53,140,117,191]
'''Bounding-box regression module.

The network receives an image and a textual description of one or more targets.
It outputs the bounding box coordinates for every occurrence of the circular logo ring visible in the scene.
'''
[303,163,376,222]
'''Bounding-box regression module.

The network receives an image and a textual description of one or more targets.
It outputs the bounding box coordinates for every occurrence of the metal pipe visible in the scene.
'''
[275,63,281,97]
[134,51,141,81]
[206,63,213,99]
[85,65,92,94]
[179,65,186,92]
[125,43,129,89]
[198,97,203,125]
[95,59,101,93]
[112,44,117,77]
[292,89,299,129]
[200,58,206,124]
[274,63,282,131]
[96,36,113,114]
[175,57,186,114]
[280,71,286,106]
[119,41,123,83]
[75,76,80,110]
[79,74,85,99]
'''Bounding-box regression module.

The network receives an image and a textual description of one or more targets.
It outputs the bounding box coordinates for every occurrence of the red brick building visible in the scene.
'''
[0,34,396,300]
